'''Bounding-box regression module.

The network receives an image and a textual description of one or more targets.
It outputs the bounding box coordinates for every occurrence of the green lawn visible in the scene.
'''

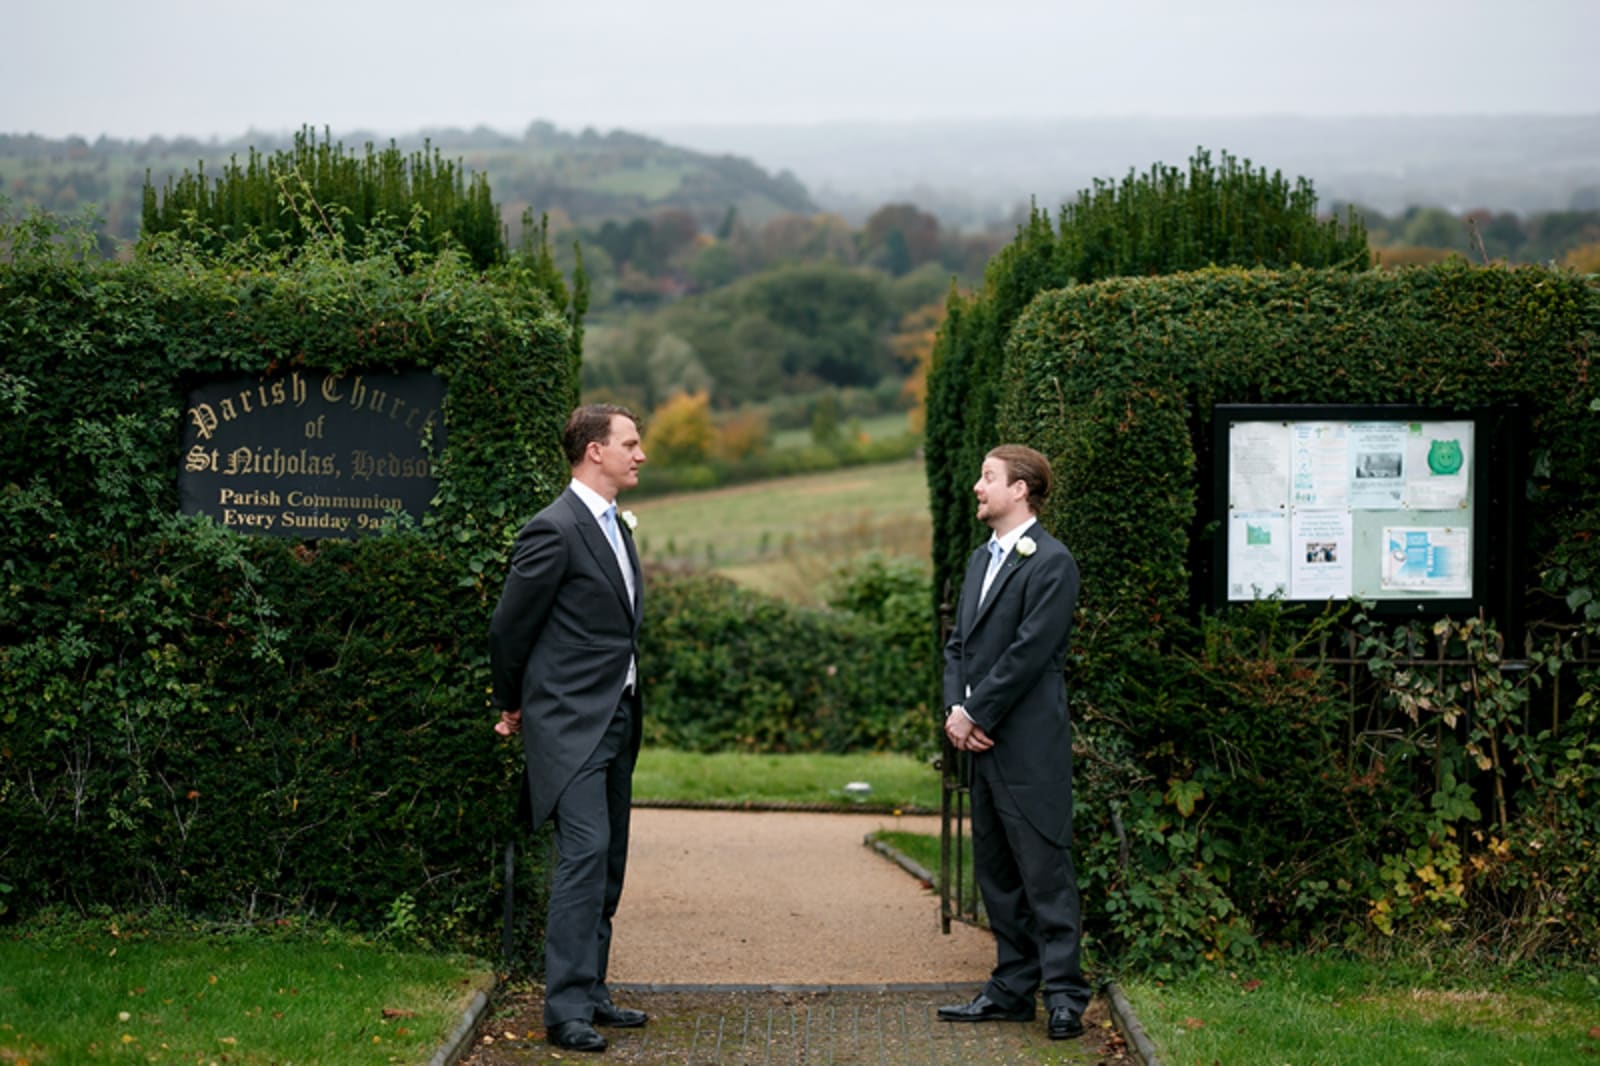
[633,748,941,810]
[0,919,491,1065]
[629,458,931,602]
[1122,950,1599,1065]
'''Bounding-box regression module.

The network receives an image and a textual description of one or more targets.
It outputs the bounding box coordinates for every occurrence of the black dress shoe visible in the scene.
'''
[1048,1006,1085,1040]
[936,993,1035,1023]
[593,1001,648,1028]
[547,1019,607,1052]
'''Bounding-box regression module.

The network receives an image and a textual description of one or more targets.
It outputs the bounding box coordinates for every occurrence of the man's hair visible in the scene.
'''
[563,403,639,468]
[987,444,1052,513]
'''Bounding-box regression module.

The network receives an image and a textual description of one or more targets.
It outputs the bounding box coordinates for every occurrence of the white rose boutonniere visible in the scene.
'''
[1015,536,1037,558]
[620,509,638,532]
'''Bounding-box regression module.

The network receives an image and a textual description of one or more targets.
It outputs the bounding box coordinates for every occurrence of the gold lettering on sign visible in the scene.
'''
[349,450,437,480]
[320,372,436,435]
[185,444,219,472]
[221,447,338,478]
[190,405,219,442]
[186,372,310,441]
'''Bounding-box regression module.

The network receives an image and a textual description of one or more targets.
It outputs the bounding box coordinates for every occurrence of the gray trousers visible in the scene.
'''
[970,768,1092,1016]
[543,695,637,1026]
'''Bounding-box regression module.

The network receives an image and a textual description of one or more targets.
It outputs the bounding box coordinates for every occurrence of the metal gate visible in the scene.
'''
[937,578,983,931]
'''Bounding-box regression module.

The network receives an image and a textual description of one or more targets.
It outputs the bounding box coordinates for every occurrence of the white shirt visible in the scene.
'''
[569,478,637,691]
[988,516,1038,566]
[953,516,1039,724]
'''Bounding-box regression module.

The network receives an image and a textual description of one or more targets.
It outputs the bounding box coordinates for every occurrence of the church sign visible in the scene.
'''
[179,369,446,538]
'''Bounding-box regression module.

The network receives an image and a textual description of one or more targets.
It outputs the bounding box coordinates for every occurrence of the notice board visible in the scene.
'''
[1212,405,1484,612]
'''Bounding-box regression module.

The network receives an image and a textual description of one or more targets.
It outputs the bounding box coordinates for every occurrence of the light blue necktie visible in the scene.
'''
[602,504,622,552]
[602,505,634,600]
[602,504,638,691]
[979,540,1004,605]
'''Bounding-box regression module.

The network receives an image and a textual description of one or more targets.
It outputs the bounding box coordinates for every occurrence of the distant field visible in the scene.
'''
[771,411,913,450]
[629,458,931,603]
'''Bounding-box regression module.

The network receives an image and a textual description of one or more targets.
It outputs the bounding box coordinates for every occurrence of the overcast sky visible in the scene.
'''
[6,0,1597,142]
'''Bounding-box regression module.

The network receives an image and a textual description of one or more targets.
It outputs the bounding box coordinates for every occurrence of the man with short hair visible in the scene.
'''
[938,443,1091,1041]
[490,403,649,1053]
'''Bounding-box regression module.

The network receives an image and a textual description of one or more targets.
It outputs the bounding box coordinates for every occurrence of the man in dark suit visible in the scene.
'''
[937,444,1091,1041]
[489,403,648,1054]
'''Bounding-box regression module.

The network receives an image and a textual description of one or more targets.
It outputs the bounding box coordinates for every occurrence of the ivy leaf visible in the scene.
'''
[1165,778,1206,818]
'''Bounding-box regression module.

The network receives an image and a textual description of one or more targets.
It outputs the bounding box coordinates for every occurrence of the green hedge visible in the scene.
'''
[641,557,934,755]
[926,149,1368,618]
[0,216,576,947]
[991,263,1600,971]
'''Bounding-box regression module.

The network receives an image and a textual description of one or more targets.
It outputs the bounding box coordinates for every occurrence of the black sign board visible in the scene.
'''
[179,369,446,538]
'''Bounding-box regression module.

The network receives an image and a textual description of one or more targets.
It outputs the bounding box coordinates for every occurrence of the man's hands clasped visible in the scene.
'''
[945,705,995,752]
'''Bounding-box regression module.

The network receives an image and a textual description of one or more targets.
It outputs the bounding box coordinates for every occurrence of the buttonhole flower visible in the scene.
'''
[620,510,638,531]
[1016,536,1037,558]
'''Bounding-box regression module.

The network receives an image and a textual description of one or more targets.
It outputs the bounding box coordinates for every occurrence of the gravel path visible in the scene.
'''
[460,809,1125,1064]
[608,809,996,986]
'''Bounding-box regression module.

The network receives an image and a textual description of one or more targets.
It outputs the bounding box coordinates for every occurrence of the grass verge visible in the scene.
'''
[632,748,941,811]
[868,829,978,904]
[0,915,492,1065]
[1121,948,1600,1065]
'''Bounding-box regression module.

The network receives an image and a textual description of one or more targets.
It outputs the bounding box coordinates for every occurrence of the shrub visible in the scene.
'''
[641,559,934,757]
[0,204,576,953]
[981,263,1600,970]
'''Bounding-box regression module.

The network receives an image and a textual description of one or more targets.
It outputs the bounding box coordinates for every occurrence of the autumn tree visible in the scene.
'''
[1562,241,1600,273]
[889,300,947,434]
[713,409,771,461]
[644,389,716,465]
[861,203,941,276]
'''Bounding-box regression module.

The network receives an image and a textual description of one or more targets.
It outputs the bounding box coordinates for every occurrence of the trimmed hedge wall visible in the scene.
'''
[987,263,1600,970]
[0,229,576,945]
[641,558,934,755]
[925,150,1368,620]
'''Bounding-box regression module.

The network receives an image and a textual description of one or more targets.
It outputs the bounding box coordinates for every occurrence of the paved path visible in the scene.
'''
[458,809,1123,1064]
[610,809,995,985]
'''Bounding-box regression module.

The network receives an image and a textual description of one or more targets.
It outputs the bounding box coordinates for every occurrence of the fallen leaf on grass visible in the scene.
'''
[380,1008,415,1019]
[1242,979,1262,992]
[1184,1017,1206,1030]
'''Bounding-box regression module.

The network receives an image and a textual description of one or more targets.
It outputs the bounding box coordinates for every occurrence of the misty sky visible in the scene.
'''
[7,0,1597,142]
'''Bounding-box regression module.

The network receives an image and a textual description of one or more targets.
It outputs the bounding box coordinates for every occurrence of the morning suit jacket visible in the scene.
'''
[942,521,1080,847]
[489,487,643,830]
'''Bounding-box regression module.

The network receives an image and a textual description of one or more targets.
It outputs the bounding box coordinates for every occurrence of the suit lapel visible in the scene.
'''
[564,491,634,613]
[958,547,988,635]
[970,547,1018,629]
[968,528,1044,629]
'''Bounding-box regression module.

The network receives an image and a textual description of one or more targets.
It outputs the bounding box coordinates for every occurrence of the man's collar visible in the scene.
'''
[568,477,613,518]
[989,516,1038,554]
